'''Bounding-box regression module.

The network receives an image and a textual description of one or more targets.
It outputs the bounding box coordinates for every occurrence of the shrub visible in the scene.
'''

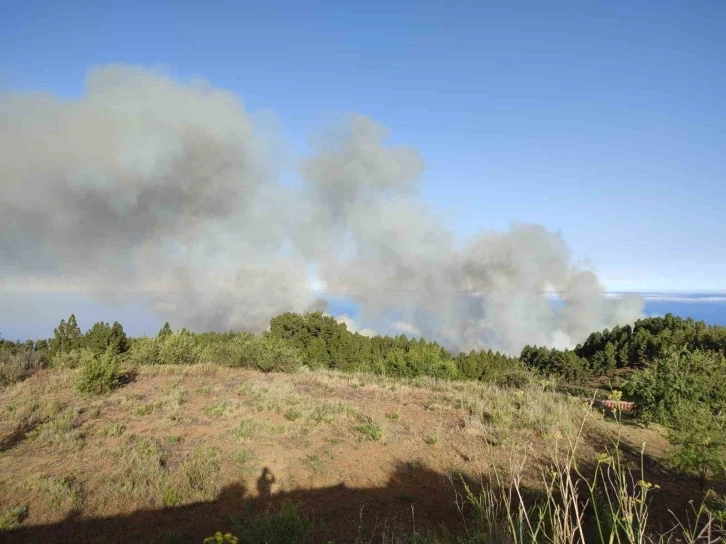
[625,349,726,425]
[51,347,95,369]
[74,349,123,396]
[0,348,45,386]
[494,367,532,388]
[0,505,28,531]
[128,333,202,366]
[205,334,302,373]
[353,419,383,441]
[158,332,202,365]
[127,337,160,365]
[200,333,255,366]
[383,345,459,379]
[204,533,238,544]
[667,403,726,488]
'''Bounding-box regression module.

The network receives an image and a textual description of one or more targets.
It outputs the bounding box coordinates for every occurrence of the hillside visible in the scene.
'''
[2,312,726,542]
[0,361,711,543]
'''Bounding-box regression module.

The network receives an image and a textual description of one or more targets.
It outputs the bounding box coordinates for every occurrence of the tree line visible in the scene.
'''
[520,313,726,380]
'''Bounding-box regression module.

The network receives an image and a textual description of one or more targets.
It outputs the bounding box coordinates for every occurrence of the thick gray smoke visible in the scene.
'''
[0,66,644,353]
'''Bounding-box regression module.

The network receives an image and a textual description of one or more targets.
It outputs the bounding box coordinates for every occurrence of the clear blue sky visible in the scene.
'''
[2,1,725,337]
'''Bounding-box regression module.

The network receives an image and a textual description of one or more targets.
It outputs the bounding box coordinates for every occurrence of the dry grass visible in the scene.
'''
[0,364,681,542]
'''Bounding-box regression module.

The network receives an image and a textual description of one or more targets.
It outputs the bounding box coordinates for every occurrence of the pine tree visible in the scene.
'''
[158,322,173,339]
[50,315,82,355]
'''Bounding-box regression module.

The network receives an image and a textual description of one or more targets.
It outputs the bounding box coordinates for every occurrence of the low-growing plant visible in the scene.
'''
[230,419,263,441]
[232,501,312,544]
[284,408,302,421]
[353,420,383,441]
[204,400,235,418]
[98,422,126,437]
[204,532,238,544]
[0,505,28,531]
[35,475,83,513]
[302,453,324,474]
[457,407,726,544]
[50,347,95,369]
[231,447,254,465]
[26,409,84,450]
[74,349,123,396]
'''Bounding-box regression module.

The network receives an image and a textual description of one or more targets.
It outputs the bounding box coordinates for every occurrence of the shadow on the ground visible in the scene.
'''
[4,461,488,543]
[0,424,37,454]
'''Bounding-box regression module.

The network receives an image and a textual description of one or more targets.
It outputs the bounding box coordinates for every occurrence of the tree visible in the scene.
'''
[50,314,82,355]
[158,322,173,339]
[84,321,128,355]
[668,403,726,489]
[625,349,726,425]
[603,342,617,375]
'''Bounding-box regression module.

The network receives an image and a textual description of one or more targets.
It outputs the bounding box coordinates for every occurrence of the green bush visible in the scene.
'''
[50,347,95,369]
[200,333,255,366]
[127,337,160,365]
[158,332,201,365]
[0,505,28,531]
[625,349,726,425]
[204,532,238,544]
[667,403,726,488]
[204,334,302,373]
[383,345,458,379]
[74,349,123,396]
[128,333,202,366]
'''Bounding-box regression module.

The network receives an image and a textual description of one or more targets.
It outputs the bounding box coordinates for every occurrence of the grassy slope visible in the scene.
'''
[0,365,697,543]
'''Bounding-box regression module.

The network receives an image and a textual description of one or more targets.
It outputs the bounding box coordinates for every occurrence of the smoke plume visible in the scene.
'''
[0,66,644,353]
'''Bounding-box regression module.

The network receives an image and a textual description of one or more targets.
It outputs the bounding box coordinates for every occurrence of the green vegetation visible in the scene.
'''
[74,349,123,396]
[0,505,28,531]
[270,311,525,383]
[353,419,383,441]
[521,314,726,379]
[231,501,312,544]
[521,314,726,487]
[3,311,726,542]
[204,532,238,544]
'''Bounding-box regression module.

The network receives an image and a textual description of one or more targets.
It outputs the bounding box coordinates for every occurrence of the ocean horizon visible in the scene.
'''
[638,292,726,327]
[1,291,725,342]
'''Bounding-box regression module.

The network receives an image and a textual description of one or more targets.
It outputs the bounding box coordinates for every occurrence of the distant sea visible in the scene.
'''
[1,291,725,342]
[639,293,726,326]
[327,292,726,328]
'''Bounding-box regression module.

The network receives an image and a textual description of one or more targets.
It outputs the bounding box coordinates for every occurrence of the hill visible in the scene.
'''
[1,312,726,542]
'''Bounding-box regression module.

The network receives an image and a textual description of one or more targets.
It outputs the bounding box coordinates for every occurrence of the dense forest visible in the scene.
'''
[520,314,726,381]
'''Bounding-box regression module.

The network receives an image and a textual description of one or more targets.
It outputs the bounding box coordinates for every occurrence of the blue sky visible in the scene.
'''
[1,1,725,338]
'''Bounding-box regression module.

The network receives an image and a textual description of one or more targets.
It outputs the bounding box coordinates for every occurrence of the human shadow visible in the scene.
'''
[0,423,38,454]
[3,461,491,543]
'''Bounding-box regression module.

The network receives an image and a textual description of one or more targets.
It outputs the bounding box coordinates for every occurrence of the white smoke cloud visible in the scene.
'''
[392,321,422,337]
[0,65,644,353]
